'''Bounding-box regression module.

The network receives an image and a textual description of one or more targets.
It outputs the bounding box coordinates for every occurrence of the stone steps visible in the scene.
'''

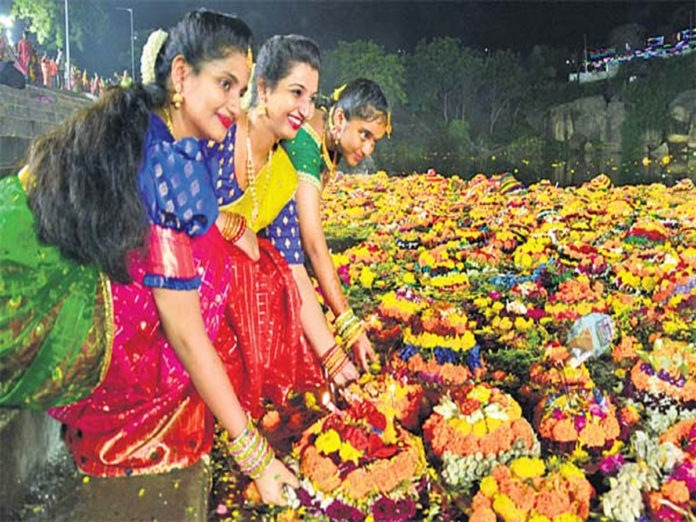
[0,84,92,175]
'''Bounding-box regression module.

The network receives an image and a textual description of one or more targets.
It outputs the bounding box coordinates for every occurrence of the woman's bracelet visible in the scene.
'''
[227,416,275,480]
[320,342,350,380]
[220,212,247,243]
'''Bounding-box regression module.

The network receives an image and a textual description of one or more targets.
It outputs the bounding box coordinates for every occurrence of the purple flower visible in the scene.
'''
[297,487,319,508]
[371,496,417,522]
[552,408,565,420]
[598,454,625,475]
[326,500,365,521]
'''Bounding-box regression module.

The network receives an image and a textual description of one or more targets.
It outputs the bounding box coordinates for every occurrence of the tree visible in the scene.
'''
[11,0,107,51]
[478,49,528,137]
[405,37,483,127]
[321,40,406,109]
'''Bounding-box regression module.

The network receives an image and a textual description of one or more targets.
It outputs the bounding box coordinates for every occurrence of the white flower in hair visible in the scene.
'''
[140,29,168,85]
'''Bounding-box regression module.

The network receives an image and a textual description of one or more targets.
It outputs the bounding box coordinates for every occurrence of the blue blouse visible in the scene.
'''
[138,114,222,289]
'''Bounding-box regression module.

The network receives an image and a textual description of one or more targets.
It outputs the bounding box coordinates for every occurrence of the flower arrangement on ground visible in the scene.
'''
[533,387,621,458]
[519,342,594,405]
[390,300,486,386]
[423,383,540,490]
[342,371,425,431]
[288,398,432,521]
[628,337,696,408]
[469,456,593,522]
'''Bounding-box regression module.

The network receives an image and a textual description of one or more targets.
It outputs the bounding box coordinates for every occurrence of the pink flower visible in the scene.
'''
[599,454,625,475]
[574,415,587,432]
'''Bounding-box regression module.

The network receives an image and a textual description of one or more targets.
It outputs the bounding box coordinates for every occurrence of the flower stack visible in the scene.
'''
[533,387,621,458]
[342,372,425,432]
[519,343,594,405]
[469,457,593,522]
[646,418,696,521]
[628,337,696,411]
[290,398,431,521]
[394,300,485,386]
[423,383,540,490]
[367,287,429,343]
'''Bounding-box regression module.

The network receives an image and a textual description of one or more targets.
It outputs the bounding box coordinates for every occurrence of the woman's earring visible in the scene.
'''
[172,84,184,109]
[257,98,269,117]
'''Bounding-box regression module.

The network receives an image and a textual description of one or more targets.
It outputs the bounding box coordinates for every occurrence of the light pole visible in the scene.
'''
[116,7,134,80]
[64,0,70,89]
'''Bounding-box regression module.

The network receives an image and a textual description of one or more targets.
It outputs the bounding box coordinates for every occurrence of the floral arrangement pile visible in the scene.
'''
[533,386,621,458]
[599,422,696,522]
[519,342,594,404]
[288,398,431,521]
[341,372,425,431]
[628,337,696,409]
[469,457,593,522]
[423,383,540,490]
[393,300,485,386]
[210,170,696,521]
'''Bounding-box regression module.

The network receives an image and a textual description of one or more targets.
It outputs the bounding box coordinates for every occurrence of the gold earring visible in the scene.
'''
[172,84,184,109]
[257,99,269,117]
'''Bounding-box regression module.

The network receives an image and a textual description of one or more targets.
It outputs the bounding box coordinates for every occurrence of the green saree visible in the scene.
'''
[0,174,113,409]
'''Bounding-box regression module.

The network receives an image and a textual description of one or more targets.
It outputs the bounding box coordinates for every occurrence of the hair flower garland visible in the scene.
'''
[140,29,168,85]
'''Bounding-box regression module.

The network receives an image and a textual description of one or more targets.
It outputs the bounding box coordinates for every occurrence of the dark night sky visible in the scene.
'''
[3,0,695,76]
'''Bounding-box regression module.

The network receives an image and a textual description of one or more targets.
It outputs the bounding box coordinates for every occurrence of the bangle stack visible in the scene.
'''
[334,309,364,349]
[220,212,247,243]
[320,342,350,381]
[227,416,275,479]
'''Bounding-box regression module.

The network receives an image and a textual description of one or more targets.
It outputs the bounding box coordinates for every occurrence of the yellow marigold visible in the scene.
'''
[529,514,552,522]
[339,441,363,465]
[510,457,546,479]
[474,296,492,309]
[359,266,375,288]
[552,514,583,522]
[492,493,524,522]
[492,301,505,313]
[403,272,416,285]
[469,385,493,403]
[479,476,498,497]
[315,429,341,455]
[514,316,533,331]
[558,462,585,480]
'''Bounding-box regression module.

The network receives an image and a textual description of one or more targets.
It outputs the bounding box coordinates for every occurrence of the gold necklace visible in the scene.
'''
[158,107,175,137]
[245,122,272,224]
[321,137,338,180]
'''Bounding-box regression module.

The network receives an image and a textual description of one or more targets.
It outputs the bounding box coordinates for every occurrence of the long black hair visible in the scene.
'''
[248,34,321,108]
[26,9,252,283]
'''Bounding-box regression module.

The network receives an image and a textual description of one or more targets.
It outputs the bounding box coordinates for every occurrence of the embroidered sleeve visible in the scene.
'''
[138,137,219,237]
[281,125,322,191]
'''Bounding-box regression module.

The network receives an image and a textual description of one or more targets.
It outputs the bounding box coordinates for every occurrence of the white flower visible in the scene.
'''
[140,29,168,85]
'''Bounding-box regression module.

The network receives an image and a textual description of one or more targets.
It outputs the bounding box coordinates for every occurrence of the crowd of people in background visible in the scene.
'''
[1,28,130,98]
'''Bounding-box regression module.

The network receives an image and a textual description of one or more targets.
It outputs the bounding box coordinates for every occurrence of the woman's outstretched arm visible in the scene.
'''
[295,181,376,371]
[153,287,298,505]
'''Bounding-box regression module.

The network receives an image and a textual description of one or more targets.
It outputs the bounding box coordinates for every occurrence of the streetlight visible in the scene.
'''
[116,7,134,80]
[64,0,70,89]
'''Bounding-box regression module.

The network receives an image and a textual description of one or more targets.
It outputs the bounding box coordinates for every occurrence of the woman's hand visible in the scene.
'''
[349,332,377,373]
[332,357,359,386]
[234,227,260,261]
[253,458,299,506]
